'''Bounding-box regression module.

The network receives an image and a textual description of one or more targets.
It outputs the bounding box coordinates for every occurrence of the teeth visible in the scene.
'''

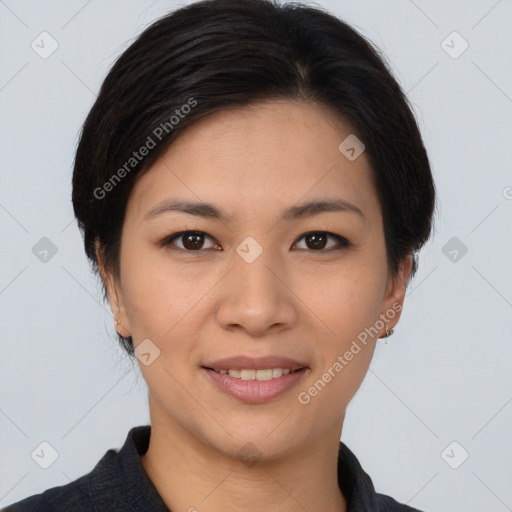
[213,368,297,380]
[256,369,273,381]
[241,369,256,380]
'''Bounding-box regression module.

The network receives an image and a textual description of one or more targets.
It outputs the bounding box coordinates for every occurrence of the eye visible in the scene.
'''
[159,230,351,253]
[293,231,351,251]
[160,231,220,251]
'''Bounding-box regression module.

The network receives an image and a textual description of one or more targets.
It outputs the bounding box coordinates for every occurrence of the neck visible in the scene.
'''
[140,410,347,512]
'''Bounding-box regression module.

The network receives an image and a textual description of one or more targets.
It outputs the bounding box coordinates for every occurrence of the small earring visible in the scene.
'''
[383,324,394,343]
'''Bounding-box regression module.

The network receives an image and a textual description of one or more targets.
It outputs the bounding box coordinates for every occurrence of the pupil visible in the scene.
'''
[307,233,326,250]
[184,233,203,250]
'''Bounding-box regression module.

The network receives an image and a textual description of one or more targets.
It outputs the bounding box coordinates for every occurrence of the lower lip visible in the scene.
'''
[203,367,308,404]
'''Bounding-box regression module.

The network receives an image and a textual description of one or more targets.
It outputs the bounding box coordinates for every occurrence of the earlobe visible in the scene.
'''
[95,241,131,337]
[379,253,414,338]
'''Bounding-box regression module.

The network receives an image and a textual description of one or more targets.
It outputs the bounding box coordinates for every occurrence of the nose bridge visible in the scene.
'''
[215,236,296,334]
[233,234,282,300]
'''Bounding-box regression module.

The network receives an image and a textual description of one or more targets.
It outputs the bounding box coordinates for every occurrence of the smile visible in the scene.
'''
[202,366,309,403]
[210,368,297,380]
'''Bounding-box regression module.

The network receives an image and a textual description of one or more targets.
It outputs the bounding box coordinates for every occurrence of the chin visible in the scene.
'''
[190,413,310,464]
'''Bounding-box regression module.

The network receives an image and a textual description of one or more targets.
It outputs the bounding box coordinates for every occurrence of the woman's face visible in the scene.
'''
[103,100,411,460]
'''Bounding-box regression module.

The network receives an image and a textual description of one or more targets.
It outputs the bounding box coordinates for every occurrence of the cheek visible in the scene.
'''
[118,239,173,340]
[295,278,382,426]
[297,255,387,398]
[118,240,215,344]
[308,260,387,341]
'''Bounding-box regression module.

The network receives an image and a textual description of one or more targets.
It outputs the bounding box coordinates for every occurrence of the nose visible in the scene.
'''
[215,245,299,337]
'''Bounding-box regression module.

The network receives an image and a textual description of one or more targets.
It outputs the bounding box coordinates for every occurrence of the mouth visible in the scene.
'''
[201,356,309,403]
[204,367,303,380]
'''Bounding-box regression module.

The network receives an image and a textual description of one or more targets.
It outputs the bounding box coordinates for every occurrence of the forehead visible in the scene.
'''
[126,100,381,225]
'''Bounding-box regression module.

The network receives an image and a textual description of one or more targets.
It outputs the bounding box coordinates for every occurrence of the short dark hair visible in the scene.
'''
[72,0,437,356]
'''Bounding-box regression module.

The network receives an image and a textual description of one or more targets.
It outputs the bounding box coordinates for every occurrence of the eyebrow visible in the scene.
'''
[143,197,365,222]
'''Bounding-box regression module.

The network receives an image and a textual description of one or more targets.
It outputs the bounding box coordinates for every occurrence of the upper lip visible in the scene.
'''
[202,355,308,371]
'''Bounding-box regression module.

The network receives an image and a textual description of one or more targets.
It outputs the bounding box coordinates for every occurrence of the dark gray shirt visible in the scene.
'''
[3,425,424,511]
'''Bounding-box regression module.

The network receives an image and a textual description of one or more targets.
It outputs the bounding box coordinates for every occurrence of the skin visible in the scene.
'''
[98,99,412,512]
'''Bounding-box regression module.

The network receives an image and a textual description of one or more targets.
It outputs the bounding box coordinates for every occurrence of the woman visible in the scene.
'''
[4,0,435,510]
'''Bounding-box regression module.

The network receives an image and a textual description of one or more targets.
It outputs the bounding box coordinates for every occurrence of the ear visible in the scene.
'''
[378,253,413,337]
[95,241,131,338]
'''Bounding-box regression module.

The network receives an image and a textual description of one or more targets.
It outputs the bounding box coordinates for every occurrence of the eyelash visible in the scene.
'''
[158,230,352,253]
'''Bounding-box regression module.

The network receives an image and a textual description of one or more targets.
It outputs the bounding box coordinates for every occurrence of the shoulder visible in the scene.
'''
[338,441,426,512]
[376,492,425,512]
[2,426,152,512]
[2,476,93,512]
[2,492,52,512]
[1,445,119,511]
[2,492,48,511]
[2,441,122,511]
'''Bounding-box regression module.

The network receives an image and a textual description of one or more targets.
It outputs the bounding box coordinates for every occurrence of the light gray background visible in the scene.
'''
[1,0,511,510]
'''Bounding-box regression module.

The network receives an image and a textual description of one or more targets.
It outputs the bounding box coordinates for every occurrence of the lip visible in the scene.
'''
[201,355,309,404]
[202,355,308,371]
